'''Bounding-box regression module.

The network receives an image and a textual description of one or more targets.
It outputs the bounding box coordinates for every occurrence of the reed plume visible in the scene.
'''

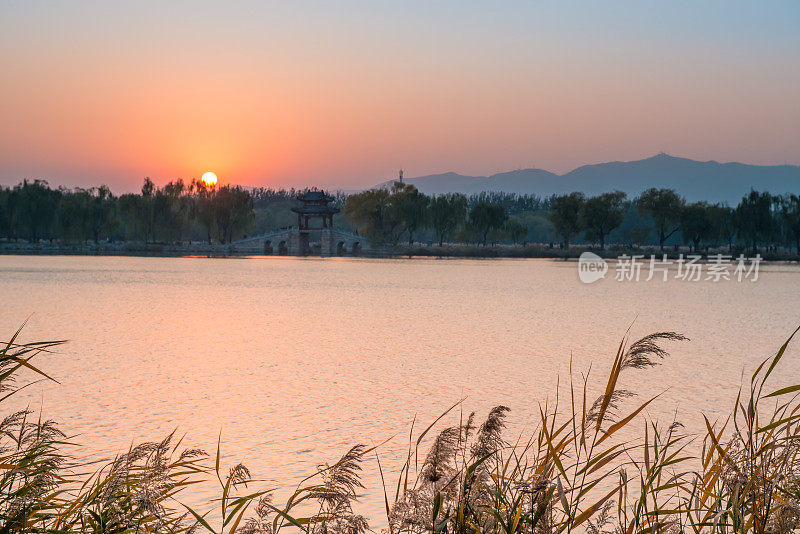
[2,323,800,534]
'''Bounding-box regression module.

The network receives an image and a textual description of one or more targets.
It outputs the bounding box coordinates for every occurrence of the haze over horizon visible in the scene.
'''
[2,1,799,192]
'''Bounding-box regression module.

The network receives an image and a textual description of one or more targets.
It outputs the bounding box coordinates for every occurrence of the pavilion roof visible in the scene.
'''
[291,204,341,215]
[297,191,335,202]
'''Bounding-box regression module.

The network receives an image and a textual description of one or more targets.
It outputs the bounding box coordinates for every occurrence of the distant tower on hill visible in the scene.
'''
[398,169,403,183]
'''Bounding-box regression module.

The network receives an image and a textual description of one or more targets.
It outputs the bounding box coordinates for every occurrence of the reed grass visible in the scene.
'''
[1,322,799,533]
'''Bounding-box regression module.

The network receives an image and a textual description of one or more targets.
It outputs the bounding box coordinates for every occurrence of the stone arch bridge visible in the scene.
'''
[232,227,382,256]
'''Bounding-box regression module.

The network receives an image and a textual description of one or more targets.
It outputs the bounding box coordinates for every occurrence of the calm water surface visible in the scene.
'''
[2,255,799,523]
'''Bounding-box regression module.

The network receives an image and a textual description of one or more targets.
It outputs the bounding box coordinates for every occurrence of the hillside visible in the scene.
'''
[375,154,800,203]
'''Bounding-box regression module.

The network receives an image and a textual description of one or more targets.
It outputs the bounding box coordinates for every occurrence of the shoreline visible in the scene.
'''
[2,240,799,262]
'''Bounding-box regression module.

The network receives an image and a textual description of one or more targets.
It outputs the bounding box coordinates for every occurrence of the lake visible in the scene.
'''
[2,254,799,525]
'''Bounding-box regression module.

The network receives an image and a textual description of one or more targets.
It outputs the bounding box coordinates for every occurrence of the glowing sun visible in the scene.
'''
[201,171,218,187]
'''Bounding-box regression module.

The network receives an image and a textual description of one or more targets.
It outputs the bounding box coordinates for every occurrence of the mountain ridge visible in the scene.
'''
[374,154,800,204]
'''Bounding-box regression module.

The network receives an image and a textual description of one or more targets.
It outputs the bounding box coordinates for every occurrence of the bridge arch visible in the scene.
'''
[232,227,376,256]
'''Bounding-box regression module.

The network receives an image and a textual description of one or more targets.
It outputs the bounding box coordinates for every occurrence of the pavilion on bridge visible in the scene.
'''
[232,189,378,256]
[290,190,340,229]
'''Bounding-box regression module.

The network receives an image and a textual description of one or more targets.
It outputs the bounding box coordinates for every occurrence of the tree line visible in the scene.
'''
[3,177,800,253]
[548,187,800,253]
[0,178,253,244]
[344,182,528,246]
[345,183,800,253]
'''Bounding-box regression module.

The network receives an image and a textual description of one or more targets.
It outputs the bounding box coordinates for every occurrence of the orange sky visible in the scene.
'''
[1,2,799,192]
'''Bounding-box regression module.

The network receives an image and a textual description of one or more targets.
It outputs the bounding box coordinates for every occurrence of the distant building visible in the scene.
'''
[290,190,340,230]
[232,189,381,256]
[287,190,347,254]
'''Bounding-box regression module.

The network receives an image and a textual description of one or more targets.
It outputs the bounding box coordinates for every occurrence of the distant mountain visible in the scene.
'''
[374,154,800,204]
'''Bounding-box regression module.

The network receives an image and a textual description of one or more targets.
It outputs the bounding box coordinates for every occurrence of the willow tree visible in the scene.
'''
[469,201,507,246]
[394,183,429,244]
[580,191,626,249]
[343,181,414,243]
[680,201,712,252]
[637,188,684,250]
[429,193,467,246]
[735,189,775,254]
[548,192,585,249]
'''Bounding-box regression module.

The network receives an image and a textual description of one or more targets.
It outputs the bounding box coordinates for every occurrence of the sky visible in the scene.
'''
[1,1,799,192]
